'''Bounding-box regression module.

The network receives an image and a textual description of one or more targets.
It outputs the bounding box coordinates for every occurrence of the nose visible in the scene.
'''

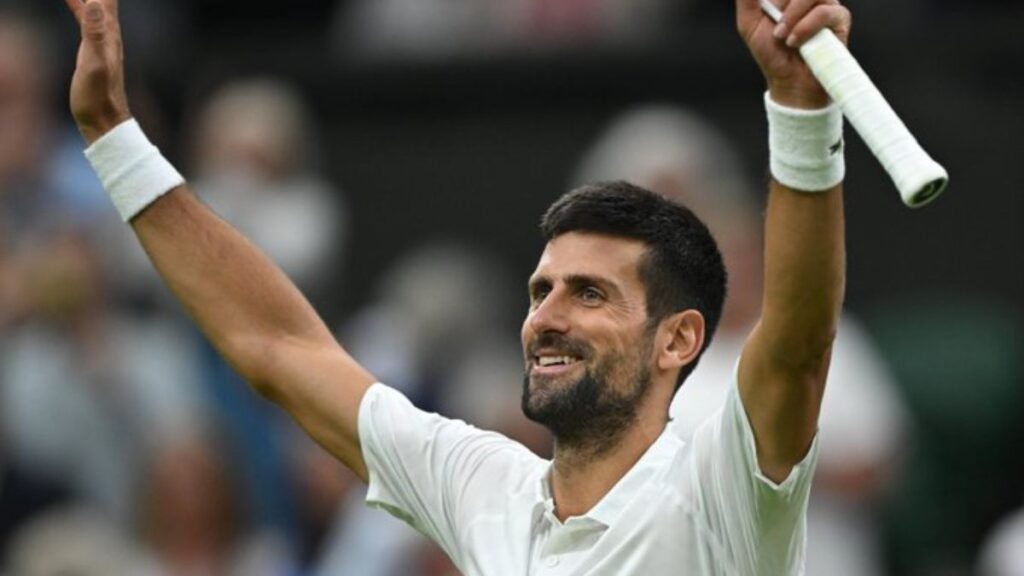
[526,288,571,335]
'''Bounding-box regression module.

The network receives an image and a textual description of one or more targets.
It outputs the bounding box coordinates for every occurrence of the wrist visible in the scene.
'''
[765,91,845,192]
[767,82,830,110]
[84,119,185,221]
[75,106,132,145]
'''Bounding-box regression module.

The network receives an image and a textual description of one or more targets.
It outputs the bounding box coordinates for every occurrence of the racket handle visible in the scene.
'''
[799,29,948,207]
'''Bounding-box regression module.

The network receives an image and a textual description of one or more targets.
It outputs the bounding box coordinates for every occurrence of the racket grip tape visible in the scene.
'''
[798,29,948,207]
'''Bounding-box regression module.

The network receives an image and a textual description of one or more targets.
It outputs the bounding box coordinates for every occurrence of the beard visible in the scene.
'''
[521,331,653,454]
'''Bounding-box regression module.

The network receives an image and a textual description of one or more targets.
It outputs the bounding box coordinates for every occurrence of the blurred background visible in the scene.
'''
[1,0,1022,574]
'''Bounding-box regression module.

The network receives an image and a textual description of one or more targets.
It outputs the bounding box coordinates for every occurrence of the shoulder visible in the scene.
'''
[359,383,546,484]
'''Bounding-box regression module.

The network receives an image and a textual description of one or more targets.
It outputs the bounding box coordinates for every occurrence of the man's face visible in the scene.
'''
[521,232,656,446]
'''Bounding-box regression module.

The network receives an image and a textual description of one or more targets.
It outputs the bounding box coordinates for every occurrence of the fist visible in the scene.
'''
[736,0,852,109]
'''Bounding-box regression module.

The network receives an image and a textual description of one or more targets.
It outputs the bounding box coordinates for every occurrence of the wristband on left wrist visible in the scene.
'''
[84,118,185,222]
[765,91,845,192]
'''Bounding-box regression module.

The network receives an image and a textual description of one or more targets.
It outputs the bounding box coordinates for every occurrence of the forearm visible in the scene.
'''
[739,178,845,481]
[131,186,336,390]
[758,179,845,366]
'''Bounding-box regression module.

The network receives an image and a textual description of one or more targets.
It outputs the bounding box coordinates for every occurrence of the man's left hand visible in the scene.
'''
[736,0,852,109]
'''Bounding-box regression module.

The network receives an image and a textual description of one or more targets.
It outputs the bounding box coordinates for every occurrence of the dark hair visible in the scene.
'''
[540,181,727,390]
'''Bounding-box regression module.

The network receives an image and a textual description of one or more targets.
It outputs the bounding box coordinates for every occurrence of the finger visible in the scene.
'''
[101,0,123,38]
[785,4,851,47]
[81,0,108,45]
[774,0,838,40]
[63,0,84,23]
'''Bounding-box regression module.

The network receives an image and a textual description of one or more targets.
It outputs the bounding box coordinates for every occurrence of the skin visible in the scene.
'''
[62,0,847,521]
[522,234,656,445]
[523,233,704,518]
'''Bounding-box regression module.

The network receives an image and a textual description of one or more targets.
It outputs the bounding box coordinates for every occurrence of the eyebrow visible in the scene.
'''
[528,273,622,298]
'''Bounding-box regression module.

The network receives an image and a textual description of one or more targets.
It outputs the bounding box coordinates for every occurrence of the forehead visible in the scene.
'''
[531,232,648,286]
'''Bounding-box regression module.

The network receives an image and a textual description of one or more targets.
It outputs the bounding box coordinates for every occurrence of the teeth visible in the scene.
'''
[538,356,577,367]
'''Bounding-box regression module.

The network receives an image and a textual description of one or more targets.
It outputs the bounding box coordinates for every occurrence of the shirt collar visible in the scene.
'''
[531,426,683,529]
[530,466,553,526]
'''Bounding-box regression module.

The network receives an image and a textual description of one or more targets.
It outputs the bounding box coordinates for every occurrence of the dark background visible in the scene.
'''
[28,0,1022,323]
[203,2,1024,325]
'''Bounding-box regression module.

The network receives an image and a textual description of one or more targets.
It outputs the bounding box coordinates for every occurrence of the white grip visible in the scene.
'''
[799,30,948,207]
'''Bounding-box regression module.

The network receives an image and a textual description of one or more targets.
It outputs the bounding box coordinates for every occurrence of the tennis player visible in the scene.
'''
[63,0,850,572]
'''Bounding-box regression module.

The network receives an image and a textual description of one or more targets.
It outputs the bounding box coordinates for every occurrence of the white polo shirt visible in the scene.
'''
[358,378,818,575]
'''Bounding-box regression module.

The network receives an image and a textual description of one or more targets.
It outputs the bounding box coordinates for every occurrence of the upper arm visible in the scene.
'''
[690,380,819,575]
[253,334,376,482]
[737,322,831,483]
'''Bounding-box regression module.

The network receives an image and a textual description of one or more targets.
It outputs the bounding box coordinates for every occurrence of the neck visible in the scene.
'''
[548,413,667,522]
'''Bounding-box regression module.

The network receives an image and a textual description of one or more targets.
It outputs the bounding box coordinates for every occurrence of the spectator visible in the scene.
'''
[141,439,294,576]
[190,78,346,296]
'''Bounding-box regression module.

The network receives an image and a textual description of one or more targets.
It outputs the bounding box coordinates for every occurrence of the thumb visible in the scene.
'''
[82,1,107,43]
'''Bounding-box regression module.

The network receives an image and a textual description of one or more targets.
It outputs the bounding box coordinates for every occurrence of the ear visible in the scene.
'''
[655,309,706,374]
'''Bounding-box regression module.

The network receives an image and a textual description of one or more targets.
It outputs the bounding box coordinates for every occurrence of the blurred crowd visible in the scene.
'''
[2,2,1023,576]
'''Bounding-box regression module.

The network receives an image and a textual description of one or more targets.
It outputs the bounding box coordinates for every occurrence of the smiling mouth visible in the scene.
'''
[530,355,583,375]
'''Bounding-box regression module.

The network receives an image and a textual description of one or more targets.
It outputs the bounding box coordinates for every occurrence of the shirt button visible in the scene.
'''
[545,555,560,568]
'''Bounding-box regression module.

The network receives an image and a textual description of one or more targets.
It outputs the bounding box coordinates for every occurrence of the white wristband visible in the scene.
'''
[765,91,845,192]
[84,119,185,222]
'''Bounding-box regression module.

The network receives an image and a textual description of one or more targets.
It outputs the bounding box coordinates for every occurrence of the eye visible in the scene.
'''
[579,286,604,304]
[529,284,551,307]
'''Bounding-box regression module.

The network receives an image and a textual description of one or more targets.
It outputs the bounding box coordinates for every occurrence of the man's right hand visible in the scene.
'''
[63,0,131,144]
[60,0,376,482]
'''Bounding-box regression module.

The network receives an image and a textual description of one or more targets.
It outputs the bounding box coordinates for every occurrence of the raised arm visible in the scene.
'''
[63,0,374,480]
[734,0,850,482]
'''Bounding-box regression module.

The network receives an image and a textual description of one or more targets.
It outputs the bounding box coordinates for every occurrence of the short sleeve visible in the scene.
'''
[357,383,543,565]
[688,376,819,575]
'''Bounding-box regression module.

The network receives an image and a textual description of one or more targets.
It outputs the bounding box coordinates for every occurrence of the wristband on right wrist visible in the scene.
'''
[765,91,845,192]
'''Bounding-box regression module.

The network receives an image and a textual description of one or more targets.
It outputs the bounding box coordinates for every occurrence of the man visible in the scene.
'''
[574,105,905,576]
[62,0,850,573]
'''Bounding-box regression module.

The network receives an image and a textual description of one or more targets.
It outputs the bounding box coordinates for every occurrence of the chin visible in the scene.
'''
[522,375,557,413]
[521,374,558,421]
[521,371,587,427]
